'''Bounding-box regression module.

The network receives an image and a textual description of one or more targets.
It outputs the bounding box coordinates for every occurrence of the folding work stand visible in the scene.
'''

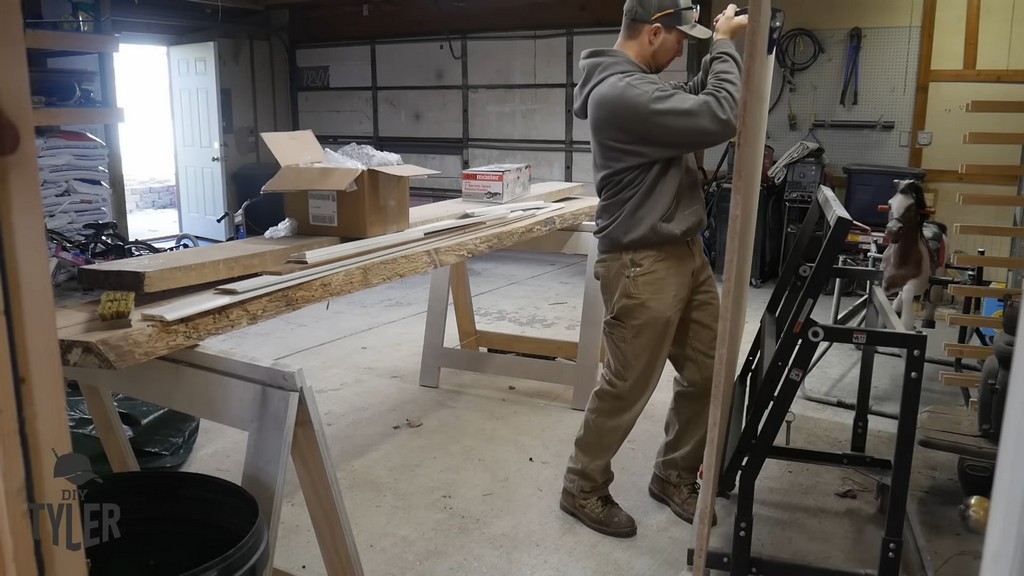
[688,186,928,575]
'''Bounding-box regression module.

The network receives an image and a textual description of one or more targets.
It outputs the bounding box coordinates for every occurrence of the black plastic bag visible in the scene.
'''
[65,380,201,475]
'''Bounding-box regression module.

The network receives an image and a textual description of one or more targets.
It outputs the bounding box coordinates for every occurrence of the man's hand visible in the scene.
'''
[713,4,748,42]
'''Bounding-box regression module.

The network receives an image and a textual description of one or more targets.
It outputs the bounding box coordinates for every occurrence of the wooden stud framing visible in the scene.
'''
[910,0,937,169]
[964,0,981,70]
[940,371,982,388]
[959,165,1024,177]
[958,193,1024,207]
[943,343,994,361]
[953,254,1024,269]
[963,132,1024,145]
[954,224,1024,237]
[947,314,1004,329]
[930,70,1024,83]
[949,285,1022,299]
[1,2,88,573]
[966,100,1024,113]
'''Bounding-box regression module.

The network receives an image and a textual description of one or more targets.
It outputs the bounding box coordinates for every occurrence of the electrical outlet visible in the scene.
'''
[916,131,933,147]
[899,131,911,147]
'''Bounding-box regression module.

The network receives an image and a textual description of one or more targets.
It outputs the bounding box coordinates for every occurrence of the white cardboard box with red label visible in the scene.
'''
[461,164,531,204]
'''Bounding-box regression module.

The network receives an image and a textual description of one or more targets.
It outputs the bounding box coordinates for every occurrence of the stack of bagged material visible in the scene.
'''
[36,129,111,237]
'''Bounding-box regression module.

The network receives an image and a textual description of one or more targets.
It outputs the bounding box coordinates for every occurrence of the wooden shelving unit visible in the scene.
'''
[23,1,127,232]
[943,99,1024,395]
[32,106,123,127]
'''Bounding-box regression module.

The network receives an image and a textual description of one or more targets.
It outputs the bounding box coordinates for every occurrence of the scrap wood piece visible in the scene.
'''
[58,198,597,371]
[691,3,777,575]
[75,235,341,293]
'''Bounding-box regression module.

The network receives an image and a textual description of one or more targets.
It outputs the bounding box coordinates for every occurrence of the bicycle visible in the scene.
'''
[47,221,200,285]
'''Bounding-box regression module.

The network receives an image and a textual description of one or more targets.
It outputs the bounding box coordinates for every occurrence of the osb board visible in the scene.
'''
[59,198,597,370]
[76,235,340,293]
[408,181,586,228]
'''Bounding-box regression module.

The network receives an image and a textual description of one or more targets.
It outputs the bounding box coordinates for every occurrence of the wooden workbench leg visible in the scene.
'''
[572,233,603,410]
[78,383,140,472]
[241,387,299,576]
[450,261,480,351]
[419,266,453,388]
[292,386,365,576]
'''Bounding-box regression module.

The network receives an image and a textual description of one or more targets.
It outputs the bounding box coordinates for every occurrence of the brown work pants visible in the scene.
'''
[564,236,719,497]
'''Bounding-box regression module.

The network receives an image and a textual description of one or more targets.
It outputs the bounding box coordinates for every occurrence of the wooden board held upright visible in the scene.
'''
[691,3,776,574]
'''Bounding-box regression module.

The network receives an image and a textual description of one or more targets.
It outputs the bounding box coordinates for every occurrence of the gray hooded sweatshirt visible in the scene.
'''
[574,38,743,254]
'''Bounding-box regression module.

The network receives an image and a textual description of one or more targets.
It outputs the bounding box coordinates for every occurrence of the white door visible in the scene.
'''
[169,42,229,241]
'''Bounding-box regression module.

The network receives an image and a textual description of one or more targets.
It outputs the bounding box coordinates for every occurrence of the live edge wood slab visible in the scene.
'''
[58,196,596,371]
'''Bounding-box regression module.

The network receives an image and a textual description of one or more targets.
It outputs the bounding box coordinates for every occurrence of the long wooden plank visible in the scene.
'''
[693,4,775,573]
[943,343,993,360]
[947,314,1004,329]
[949,285,1022,298]
[930,70,1024,83]
[940,371,981,388]
[957,193,1024,207]
[23,28,118,53]
[954,224,1024,237]
[958,164,1024,177]
[962,132,1024,145]
[59,198,597,370]
[1,6,88,574]
[407,181,585,227]
[953,254,1024,269]
[76,235,340,293]
[965,100,1024,113]
[928,169,1020,186]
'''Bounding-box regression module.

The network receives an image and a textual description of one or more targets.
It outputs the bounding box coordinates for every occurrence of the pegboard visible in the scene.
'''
[704,26,921,178]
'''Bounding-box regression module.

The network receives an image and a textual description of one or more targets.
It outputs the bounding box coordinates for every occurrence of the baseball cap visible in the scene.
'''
[623,0,713,39]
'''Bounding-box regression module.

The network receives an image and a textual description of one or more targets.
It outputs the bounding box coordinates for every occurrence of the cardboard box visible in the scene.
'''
[462,164,531,204]
[259,130,439,238]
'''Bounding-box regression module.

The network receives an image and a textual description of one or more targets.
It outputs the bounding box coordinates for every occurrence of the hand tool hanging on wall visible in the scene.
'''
[840,27,862,106]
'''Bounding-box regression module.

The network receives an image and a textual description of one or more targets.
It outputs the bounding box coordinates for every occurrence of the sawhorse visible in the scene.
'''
[67,347,364,576]
[419,222,604,410]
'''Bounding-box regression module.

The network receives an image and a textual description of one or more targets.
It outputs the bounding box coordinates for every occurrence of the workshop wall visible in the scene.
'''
[292,30,687,197]
[921,0,1024,283]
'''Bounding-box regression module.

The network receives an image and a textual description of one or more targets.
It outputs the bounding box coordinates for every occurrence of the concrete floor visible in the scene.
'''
[158,248,986,576]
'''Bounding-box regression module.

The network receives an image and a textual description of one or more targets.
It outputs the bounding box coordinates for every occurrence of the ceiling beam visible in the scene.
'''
[289,0,626,44]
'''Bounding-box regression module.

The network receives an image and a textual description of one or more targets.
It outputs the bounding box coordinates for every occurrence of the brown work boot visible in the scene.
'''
[559,488,637,538]
[648,473,717,526]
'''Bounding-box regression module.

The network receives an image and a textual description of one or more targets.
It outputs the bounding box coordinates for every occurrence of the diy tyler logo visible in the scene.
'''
[29,449,122,551]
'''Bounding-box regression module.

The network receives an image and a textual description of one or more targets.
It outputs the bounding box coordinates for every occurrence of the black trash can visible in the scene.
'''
[80,471,269,576]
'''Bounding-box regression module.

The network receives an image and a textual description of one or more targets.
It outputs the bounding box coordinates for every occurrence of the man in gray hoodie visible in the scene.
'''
[560,0,746,538]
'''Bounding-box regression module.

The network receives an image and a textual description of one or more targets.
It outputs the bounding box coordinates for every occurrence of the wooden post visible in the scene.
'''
[1,2,88,573]
[689,2,776,574]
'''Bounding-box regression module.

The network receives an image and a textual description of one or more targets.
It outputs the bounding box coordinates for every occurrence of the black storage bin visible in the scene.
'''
[842,164,927,229]
[232,163,286,235]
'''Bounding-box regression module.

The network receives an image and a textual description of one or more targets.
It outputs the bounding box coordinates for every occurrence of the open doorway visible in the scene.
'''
[114,43,180,240]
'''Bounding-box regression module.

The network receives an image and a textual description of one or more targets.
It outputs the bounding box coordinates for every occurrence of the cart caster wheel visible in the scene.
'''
[751,279,763,289]
[875,482,891,515]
